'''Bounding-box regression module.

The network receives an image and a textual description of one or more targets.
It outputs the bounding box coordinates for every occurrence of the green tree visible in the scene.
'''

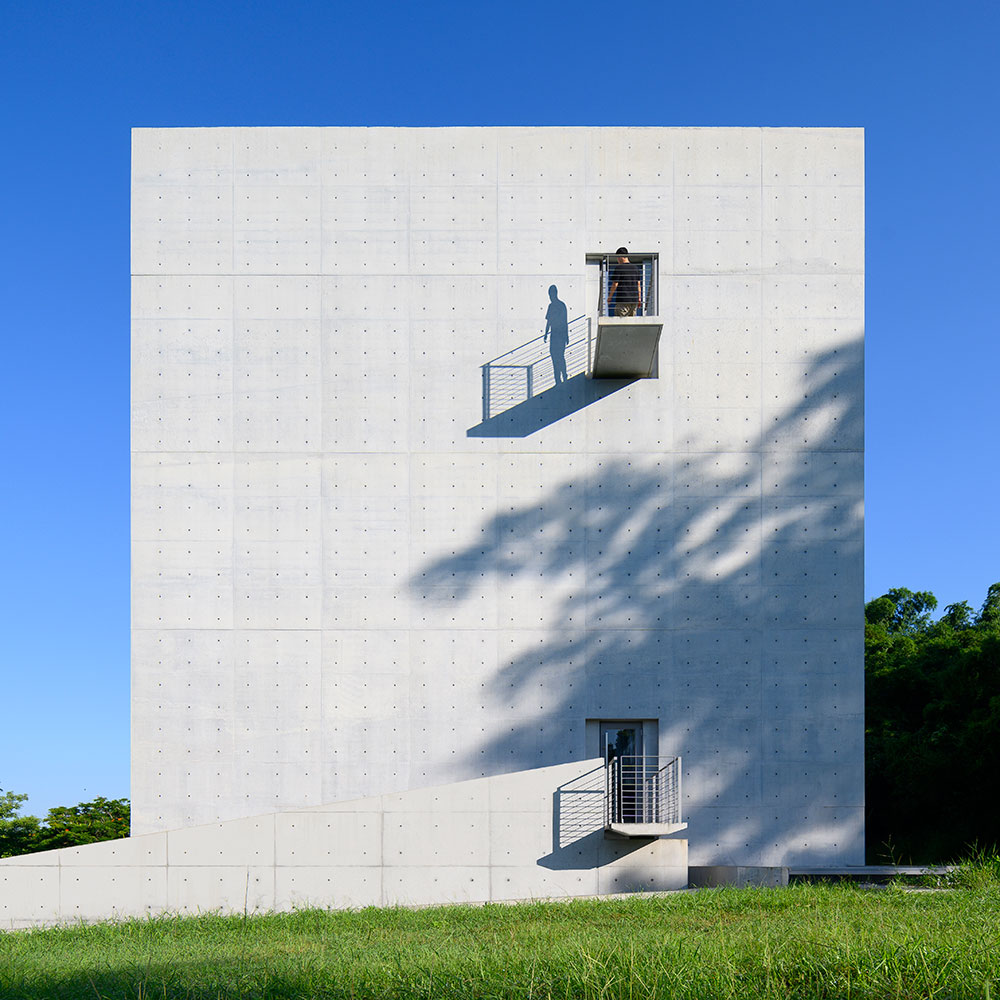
[880,587,939,635]
[940,601,973,630]
[0,788,40,858]
[0,790,129,857]
[977,582,1000,628]
[34,797,130,852]
[866,582,1000,862]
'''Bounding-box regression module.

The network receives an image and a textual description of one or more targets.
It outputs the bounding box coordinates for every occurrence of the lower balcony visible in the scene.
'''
[605,754,688,839]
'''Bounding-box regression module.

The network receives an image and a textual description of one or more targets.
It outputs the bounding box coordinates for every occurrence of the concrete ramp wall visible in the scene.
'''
[0,761,687,928]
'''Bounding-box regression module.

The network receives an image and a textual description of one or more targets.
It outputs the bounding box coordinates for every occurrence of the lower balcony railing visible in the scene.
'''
[605,754,686,838]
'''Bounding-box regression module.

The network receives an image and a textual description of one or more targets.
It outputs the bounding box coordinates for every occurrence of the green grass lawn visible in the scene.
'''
[2,883,998,999]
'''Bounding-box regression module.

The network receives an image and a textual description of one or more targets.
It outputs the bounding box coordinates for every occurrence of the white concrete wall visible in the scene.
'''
[0,761,687,928]
[131,127,864,866]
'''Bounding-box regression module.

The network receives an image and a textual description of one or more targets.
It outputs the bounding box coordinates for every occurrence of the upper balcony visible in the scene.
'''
[590,252,663,380]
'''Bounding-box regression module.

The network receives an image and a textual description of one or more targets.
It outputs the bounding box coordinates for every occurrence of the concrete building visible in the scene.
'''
[1,127,863,926]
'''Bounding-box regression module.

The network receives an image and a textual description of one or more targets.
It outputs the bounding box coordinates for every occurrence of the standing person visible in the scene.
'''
[543,285,569,384]
[607,247,642,317]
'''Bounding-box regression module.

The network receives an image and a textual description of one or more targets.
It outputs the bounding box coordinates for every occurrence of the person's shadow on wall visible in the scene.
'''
[545,285,569,385]
[468,285,635,438]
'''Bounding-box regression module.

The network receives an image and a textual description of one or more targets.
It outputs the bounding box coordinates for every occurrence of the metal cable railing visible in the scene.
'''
[480,314,590,422]
[597,254,658,318]
[605,755,681,826]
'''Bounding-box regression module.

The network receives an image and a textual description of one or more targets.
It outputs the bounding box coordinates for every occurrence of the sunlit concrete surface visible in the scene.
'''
[128,127,864,875]
[0,761,687,928]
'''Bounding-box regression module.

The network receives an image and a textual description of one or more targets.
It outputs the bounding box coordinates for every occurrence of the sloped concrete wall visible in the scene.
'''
[0,761,686,929]
[131,127,864,867]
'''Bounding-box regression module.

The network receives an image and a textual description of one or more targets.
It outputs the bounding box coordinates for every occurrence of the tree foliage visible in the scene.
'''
[866,582,1000,862]
[0,792,129,858]
[0,789,40,858]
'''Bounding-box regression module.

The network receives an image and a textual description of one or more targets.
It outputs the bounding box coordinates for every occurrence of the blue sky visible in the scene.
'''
[1,0,997,816]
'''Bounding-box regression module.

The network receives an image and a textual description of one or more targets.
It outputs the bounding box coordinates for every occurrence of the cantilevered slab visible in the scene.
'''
[606,821,688,839]
[591,317,663,378]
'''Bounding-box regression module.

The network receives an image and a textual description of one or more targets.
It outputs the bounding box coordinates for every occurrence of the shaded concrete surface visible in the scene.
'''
[592,317,663,378]
[689,865,788,888]
[417,339,864,867]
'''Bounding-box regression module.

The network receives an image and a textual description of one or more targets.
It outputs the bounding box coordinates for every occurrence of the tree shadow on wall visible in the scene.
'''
[414,338,866,867]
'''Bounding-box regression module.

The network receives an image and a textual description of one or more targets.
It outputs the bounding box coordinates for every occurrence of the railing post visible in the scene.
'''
[613,757,619,824]
[677,757,682,825]
[482,365,490,423]
[526,363,533,401]
[604,758,610,828]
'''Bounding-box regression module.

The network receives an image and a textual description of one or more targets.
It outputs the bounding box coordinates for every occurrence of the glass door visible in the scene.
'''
[600,721,643,763]
[600,721,644,822]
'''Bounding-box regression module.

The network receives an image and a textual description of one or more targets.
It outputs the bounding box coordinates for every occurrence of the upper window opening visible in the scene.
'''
[589,252,659,318]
